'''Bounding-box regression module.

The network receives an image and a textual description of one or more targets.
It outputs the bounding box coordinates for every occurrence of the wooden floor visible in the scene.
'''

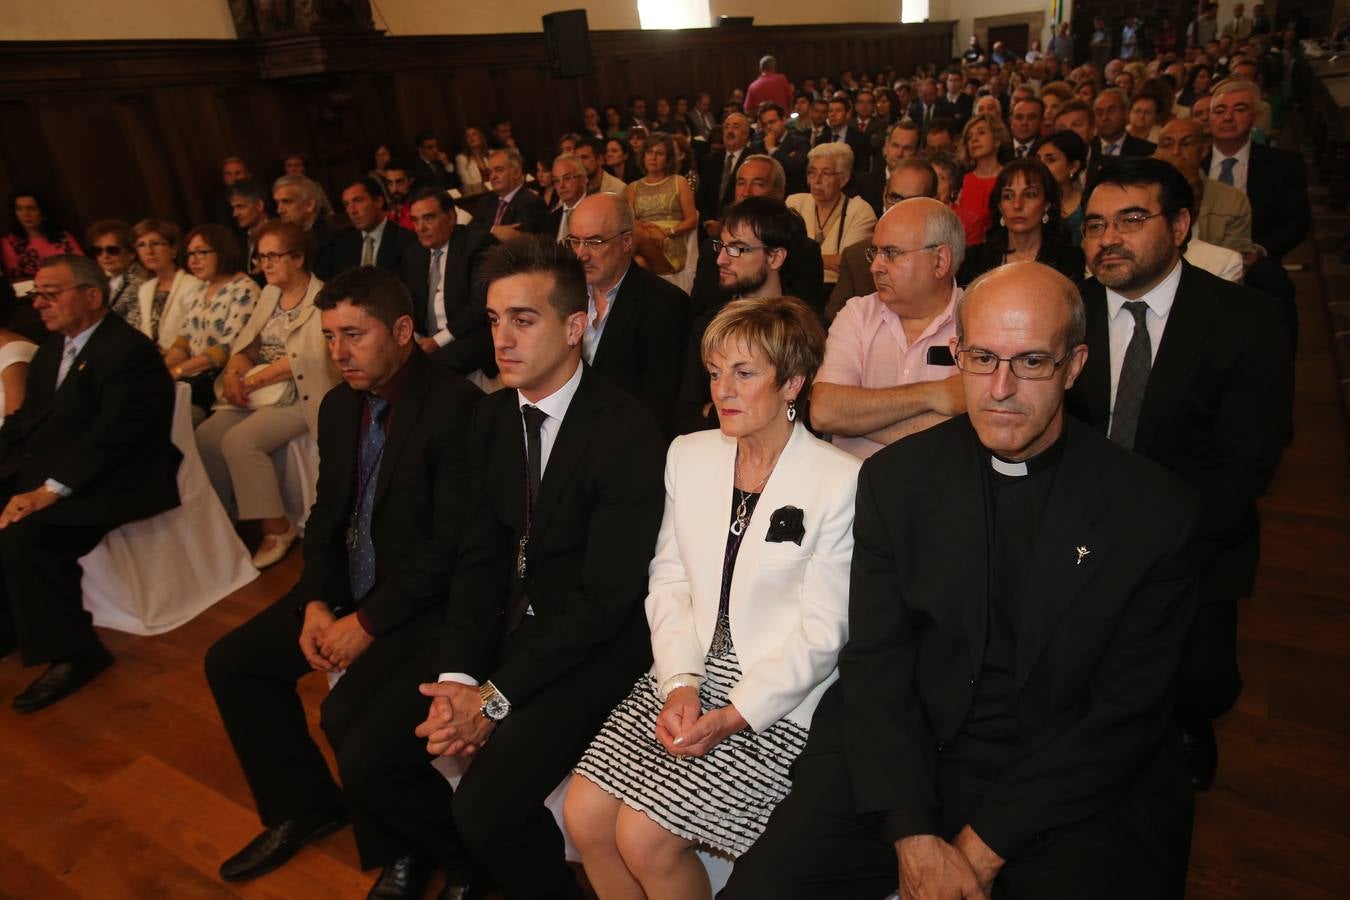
[2,190,1348,900]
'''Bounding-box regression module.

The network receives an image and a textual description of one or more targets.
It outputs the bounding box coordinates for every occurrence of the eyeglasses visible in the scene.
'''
[185,249,217,260]
[711,240,771,258]
[865,244,939,264]
[252,250,301,264]
[1080,211,1165,239]
[954,348,1074,380]
[135,239,170,251]
[93,245,124,256]
[564,232,629,251]
[807,169,841,180]
[30,284,87,303]
[883,192,921,206]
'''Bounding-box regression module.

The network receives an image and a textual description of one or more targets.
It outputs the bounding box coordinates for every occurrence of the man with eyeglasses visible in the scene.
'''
[1066,156,1292,792]
[829,158,939,320]
[811,196,965,460]
[728,260,1204,900]
[1154,118,1252,254]
[564,193,689,436]
[545,154,589,243]
[0,254,180,712]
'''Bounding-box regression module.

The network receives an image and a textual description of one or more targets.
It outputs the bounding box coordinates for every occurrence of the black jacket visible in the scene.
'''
[400,223,498,377]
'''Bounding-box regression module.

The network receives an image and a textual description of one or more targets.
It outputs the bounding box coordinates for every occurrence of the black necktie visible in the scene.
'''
[1110,301,1152,449]
[720,152,735,199]
[522,405,547,507]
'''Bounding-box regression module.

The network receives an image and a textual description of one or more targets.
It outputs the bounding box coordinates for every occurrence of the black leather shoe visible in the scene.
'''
[367,853,433,899]
[12,643,113,713]
[219,810,348,882]
[1181,720,1218,791]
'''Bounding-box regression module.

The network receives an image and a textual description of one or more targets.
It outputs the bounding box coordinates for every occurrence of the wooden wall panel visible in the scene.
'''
[0,21,953,239]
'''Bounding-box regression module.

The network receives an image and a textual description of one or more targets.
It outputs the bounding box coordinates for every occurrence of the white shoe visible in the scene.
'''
[252,522,299,569]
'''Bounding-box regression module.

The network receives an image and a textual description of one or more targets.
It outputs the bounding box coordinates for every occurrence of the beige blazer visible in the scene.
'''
[214,275,338,434]
[646,423,860,732]
[1196,178,1254,252]
[137,269,202,349]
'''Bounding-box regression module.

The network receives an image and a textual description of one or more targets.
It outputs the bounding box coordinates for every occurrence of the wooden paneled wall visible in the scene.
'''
[0,22,953,239]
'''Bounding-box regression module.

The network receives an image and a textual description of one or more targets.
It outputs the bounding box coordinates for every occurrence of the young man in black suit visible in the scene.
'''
[1067,157,1293,789]
[400,187,498,378]
[205,266,482,891]
[0,255,181,712]
[1088,89,1157,175]
[327,177,419,280]
[564,192,691,437]
[471,148,548,241]
[336,237,665,900]
[812,96,873,177]
[725,261,1201,900]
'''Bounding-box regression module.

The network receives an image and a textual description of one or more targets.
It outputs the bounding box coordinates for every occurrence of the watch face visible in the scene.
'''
[483,695,510,721]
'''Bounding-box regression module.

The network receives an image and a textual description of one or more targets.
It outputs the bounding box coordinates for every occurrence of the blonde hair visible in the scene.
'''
[957,113,1010,167]
[701,296,825,389]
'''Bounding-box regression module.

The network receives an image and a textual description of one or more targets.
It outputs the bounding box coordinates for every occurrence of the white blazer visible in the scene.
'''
[137,269,202,349]
[646,423,861,732]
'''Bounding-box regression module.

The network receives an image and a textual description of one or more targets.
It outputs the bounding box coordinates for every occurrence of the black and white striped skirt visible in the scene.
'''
[573,644,809,858]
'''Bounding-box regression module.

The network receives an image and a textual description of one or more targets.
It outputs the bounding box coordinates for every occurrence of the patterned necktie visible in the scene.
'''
[426,248,443,335]
[348,394,390,602]
[720,152,736,200]
[1105,141,1121,156]
[361,234,375,266]
[559,207,573,242]
[1109,301,1152,449]
[493,197,509,226]
[56,339,79,389]
[1219,157,1237,186]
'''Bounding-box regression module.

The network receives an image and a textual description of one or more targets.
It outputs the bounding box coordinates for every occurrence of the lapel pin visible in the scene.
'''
[77,361,87,372]
[1075,546,1091,566]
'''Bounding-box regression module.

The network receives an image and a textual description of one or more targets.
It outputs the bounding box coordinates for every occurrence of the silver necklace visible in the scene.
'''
[730,452,774,536]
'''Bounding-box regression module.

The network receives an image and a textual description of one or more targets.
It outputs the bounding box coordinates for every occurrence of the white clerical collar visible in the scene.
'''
[990,456,1027,476]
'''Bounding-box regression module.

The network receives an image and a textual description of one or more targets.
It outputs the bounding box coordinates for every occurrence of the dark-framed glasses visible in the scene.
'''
[93,244,125,257]
[135,239,170,251]
[865,244,939,264]
[252,249,301,265]
[564,231,629,252]
[30,284,86,303]
[954,348,1074,380]
[711,240,770,258]
[185,249,217,260]
[1080,211,1164,240]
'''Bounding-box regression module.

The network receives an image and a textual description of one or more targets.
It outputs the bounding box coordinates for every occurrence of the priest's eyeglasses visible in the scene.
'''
[954,348,1074,380]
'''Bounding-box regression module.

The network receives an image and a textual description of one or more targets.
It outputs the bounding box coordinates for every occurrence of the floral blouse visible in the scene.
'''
[173,274,261,368]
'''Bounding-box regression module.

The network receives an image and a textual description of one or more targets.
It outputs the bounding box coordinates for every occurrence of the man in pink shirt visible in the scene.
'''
[745,55,794,118]
[810,198,967,459]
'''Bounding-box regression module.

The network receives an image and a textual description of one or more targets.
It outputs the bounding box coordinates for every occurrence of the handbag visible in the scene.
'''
[243,363,295,409]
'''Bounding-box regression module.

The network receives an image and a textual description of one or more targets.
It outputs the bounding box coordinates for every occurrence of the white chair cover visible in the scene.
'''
[80,383,258,635]
[658,228,700,295]
[273,432,319,533]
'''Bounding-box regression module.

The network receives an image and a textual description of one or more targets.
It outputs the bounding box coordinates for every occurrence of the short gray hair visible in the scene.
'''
[807,141,855,179]
[40,253,109,304]
[272,174,324,208]
[491,147,525,172]
[552,153,586,178]
[739,153,786,196]
[919,201,966,273]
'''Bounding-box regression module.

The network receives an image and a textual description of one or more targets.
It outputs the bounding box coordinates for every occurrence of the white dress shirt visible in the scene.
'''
[582,264,629,364]
[425,240,454,348]
[1104,258,1182,428]
[1207,139,1251,194]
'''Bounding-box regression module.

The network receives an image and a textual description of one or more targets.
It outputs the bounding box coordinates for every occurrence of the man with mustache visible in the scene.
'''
[726,261,1203,900]
[1066,156,1292,791]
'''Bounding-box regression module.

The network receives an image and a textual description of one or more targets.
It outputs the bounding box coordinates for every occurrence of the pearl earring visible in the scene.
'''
[1041,213,1050,224]
[998,215,1006,227]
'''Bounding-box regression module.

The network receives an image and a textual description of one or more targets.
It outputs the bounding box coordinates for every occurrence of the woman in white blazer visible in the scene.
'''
[567,296,860,899]
[195,220,339,569]
[133,218,201,348]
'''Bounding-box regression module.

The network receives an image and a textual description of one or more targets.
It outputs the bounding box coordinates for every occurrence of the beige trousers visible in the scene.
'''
[196,404,309,521]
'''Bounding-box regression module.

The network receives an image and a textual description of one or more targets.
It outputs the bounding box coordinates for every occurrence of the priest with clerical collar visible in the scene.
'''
[723,261,1202,900]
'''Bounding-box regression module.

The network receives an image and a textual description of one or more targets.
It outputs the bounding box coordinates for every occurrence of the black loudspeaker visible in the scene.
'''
[542,9,593,78]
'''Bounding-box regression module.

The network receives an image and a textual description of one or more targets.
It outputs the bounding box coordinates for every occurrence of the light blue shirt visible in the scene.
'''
[582,264,630,365]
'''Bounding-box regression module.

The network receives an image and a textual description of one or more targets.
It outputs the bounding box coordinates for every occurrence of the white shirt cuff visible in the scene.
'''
[44,479,72,498]
[434,328,454,348]
[438,672,479,686]
[658,673,704,701]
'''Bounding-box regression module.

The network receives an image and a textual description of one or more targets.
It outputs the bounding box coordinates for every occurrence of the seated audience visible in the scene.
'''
[205,266,481,892]
[565,295,859,896]
[725,261,1202,900]
[546,154,589,242]
[196,221,338,569]
[957,159,1086,287]
[811,197,966,459]
[273,174,339,279]
[411,129,459,192]
[0,255,180,712]
[565,192,691,436]
[1154,118,1253,253]
[576,137,627,195]
[134,218,200,348]
[227,179,272,279]
[1008,97,1045,159]
[955,113,1009,245]
[3,190,84,282]
[1035,130,1090,243]
[87,219,147,322]
[924,116,958,154]
[0,281,37,424]
[1090,88,1157,174]
[455,126,492,194]
[335,237,666,900]
[366,143,393,200]
[925,151,983,248]
[166,224,261,418]
[698,113,753,227]
[753,102,810,197]
[471,148,549,241]
[626,132,699,276]
[788,142,877,287]
[328,176,419,277]
[854,119,922,217]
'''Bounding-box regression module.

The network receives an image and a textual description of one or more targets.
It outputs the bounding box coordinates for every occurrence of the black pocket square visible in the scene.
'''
[766,506,806,545]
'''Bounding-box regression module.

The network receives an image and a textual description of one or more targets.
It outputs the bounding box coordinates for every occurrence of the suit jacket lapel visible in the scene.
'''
[1014,422,1110,689]
[373,351,430,509]
[592,266,640,367]
[1077,280,1112,432]
[530,367,602,541]
[936,424,990,681]
[1135,262,1211,450]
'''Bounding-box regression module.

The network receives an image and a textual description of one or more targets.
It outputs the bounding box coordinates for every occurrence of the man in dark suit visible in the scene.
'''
[564,193,690,436]
[752,102,809,196]
[697,112,752,228]
[337,237,666,900]
[851,89,889,173]
[908,78,943,141]
[410,130,459,192]
[1066,157,1293,789]
[853,120,922,217]
[401,187,498,379]
[813,96,873,180]
[1008,97,1045,159]
[725,261,1200,900]
[0,255,180,712]
[937,70,974,129]
[205,267,482,894]
[471,148,548,241]
[1088,89,1156,175]
[1203,79,1309,344]
[274,174,340,280]
[327,177,419,280]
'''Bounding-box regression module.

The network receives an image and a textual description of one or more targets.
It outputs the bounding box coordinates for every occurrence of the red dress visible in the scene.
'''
[956,172,998,246]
